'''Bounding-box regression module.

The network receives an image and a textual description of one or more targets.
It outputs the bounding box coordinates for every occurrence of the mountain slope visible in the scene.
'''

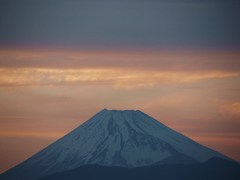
[1,109,230,180]
[39,157,240,180]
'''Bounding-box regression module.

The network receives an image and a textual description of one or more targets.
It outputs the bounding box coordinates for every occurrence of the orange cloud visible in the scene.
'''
[0,68,239,89]
[1,49,240,71]
[0,131,63,139]
[1,48,240,89]
[220,102,240,117]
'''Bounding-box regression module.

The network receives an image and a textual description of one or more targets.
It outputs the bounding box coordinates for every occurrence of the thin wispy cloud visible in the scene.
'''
[1,49,240,71]
[0,68,239,89]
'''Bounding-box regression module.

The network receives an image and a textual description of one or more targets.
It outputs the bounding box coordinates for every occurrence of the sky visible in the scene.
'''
[0,0,240,173]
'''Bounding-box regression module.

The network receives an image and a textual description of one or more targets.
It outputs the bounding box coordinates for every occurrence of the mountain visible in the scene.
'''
[1,109,232,180]
[39,157,240,180]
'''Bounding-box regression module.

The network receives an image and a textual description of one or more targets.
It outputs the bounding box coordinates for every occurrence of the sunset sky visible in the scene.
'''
[0,0,240,173]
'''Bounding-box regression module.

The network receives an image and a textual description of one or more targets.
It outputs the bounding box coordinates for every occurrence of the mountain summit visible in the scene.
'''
[1,109,229,180]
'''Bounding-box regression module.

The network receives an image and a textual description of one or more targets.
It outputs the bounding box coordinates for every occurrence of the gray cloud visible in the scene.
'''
[0,0,239,49]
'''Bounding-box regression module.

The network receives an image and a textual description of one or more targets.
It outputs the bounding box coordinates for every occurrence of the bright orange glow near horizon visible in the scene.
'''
[0,48,240,173]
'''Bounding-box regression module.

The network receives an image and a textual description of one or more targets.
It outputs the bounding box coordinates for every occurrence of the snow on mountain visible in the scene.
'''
[1,109,229,180]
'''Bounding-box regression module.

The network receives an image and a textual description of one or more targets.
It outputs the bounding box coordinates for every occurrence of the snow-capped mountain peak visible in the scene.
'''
[2,109,229,180]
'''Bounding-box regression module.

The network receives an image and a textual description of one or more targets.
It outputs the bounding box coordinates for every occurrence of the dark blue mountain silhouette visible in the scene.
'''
[38,157,240,180]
